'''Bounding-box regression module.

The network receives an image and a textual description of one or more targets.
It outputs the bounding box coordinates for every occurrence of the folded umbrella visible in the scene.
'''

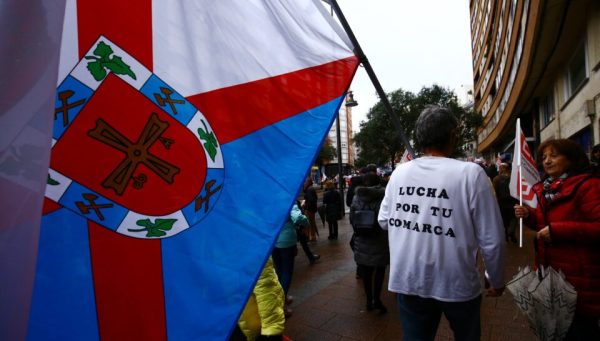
[506,240,577,341]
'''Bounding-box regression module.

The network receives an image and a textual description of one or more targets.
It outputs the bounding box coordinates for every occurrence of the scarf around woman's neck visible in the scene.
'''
[542,173,569,203]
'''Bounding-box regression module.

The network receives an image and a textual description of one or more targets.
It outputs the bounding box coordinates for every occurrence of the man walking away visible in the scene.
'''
[378,105,506,341]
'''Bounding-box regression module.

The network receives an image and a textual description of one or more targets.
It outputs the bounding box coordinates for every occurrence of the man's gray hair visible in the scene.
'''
[414,105,458,151]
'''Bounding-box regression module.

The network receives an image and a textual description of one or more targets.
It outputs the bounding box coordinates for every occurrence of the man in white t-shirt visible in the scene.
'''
[378,105,505,341]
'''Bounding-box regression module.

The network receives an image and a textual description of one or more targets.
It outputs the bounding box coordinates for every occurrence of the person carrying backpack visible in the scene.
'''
[349,171,389,313]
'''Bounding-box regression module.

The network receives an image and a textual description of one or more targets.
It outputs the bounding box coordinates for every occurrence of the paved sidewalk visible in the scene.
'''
[284,211,538,340]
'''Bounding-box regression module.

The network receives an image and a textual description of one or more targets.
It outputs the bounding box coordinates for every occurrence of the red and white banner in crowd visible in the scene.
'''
[509,118,541,247]
[509,119,540,208]
[398,149,412,164]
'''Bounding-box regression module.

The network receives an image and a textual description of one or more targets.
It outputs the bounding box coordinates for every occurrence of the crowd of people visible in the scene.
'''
[231,105,599,340]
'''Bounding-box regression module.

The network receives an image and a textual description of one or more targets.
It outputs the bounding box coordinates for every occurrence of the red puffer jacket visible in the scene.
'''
[525,171,600,317]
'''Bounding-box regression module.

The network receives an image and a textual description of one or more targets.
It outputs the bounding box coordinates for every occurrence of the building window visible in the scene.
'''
[566,42,588,98]
[540,92,554,127]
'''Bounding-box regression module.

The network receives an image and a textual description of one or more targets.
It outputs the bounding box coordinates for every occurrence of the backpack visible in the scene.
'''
[351,200,380,236]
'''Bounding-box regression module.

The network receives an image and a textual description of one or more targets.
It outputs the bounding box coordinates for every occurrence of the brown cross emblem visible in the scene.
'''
[88,112,180,196]
[55,90,85,127]
[76,193,113,220]
[154,87,185,115]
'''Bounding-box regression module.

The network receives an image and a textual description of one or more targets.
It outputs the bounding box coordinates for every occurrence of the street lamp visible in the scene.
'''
[346,90,358,107]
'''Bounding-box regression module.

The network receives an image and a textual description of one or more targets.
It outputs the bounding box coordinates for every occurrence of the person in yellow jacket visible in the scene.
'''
[237,257,286,341]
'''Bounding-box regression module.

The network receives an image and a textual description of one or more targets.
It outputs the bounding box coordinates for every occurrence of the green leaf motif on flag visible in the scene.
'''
[84,41,137,81]
[128,218,177,238]
[198,120,218,162]
[47,174,60,185]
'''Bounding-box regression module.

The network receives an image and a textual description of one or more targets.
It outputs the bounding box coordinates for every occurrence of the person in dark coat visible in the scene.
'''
[346,175,363,278]
[493,163,517,243]
[345,174,363,208]
[322,180,341,240]
[514,139,600,340]
[485,162,498,180]
[350,171,389,313]
[346,165,377,209]
[302,177,319,241]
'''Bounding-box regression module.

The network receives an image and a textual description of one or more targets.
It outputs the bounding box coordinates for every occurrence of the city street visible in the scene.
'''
[285,200,538,340]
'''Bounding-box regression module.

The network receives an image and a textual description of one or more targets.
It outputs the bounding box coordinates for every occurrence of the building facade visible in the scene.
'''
[325,92,355,177]
[470,0,600,159]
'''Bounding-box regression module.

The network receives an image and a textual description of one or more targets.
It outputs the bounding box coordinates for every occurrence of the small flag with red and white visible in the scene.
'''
[509,118,541,247]
[509,119,540,208]
[398,149,412,164]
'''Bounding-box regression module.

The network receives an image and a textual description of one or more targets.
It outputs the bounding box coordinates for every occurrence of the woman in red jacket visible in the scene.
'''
[514,139,600,340]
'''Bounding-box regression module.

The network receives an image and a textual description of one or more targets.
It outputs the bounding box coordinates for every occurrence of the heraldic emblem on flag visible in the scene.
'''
[29,1,358,340]
[47,36,225,239]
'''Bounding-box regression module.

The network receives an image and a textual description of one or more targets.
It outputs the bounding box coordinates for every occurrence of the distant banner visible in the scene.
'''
[509,119,540,207]
[399,149,413,164]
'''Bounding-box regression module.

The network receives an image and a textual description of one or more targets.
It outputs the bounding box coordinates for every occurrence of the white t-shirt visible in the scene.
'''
[378,156,506,302]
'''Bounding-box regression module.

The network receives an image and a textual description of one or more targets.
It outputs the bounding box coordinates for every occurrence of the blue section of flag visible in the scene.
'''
[162,95,344,340]
[181,168,225,226]
[54,76,93,140]
[140,75,197,126]
[28,209,99,341]
[58,183,127,231]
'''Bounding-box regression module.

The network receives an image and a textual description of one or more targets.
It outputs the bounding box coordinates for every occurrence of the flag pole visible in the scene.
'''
[519,168,523,248]
[328,0,416,159]
[516,119,523,248]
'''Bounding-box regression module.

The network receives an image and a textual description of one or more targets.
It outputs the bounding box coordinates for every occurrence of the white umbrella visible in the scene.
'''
[507,265,577,341]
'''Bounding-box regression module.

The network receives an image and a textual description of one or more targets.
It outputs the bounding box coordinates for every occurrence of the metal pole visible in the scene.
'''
[329,0,415,159]
[335,109,345,216]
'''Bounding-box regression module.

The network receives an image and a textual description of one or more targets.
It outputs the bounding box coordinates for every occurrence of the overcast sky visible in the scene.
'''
[330,0,474,131]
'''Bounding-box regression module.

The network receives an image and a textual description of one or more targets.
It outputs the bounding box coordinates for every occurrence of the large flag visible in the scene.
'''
[29,1,359,340]
[509,118,540,208]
